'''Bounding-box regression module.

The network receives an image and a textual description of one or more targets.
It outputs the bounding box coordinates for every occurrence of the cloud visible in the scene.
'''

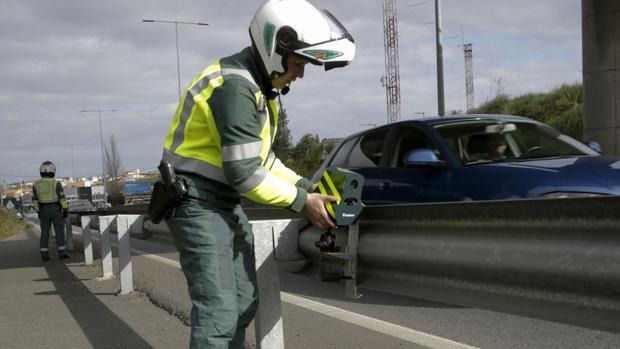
[0,0,582,183]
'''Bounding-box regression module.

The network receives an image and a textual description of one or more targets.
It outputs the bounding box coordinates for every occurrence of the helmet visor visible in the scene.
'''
[294,10,355,70]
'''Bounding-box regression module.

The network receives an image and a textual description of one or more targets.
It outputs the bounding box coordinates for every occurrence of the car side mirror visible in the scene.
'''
[402,148,446,168]
[585,140,602,153]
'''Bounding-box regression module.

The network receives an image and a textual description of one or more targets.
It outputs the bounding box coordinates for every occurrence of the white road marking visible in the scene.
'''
[131,247,478,349]
[131,247,181,268]
[281,292,479,349]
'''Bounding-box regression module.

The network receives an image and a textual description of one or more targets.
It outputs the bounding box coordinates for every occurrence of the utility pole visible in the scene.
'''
[19,178,24,216]
[142,19,209,101]
[435,0,445,117]
[382,0,401,124]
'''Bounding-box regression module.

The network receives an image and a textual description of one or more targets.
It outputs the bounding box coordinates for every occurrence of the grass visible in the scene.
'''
[0,208,28,239]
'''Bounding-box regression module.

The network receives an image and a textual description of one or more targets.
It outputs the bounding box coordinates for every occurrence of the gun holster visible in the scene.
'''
[148,160,188,224]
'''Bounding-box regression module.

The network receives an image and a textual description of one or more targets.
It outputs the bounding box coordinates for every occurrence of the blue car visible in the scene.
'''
[312,114,620,205]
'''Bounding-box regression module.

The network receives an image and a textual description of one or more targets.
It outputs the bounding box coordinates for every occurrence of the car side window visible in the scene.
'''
[391,127,441,167]
[347,129,388,168]
[329,138,357,167]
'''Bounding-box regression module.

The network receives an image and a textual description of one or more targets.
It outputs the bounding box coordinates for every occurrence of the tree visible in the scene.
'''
[104,134,125,206]
[0,180,5,208]
[289,134,326,178]
[272,107,293,163]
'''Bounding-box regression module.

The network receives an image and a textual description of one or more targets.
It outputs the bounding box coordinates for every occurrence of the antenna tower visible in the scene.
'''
[382,0,401,124]
[463,43,474,111]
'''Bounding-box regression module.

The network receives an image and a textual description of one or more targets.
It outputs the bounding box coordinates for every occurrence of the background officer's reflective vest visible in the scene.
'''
[33,178,67,211]
[163,58,304,209]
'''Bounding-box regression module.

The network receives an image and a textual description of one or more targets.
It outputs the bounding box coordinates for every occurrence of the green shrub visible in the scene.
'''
[472,83,583,139]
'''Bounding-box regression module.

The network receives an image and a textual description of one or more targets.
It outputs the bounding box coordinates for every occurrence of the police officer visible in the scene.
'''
[32,161,69,261]
[160,0,355,347]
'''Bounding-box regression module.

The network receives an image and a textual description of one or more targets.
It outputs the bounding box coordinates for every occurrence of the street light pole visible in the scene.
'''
[142,19,209,101]
[80,109,117,207]
[70,144,75,180]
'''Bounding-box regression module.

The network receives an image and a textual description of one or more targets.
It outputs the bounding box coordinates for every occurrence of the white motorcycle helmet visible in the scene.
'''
[249,0,356,79]
[40,161,56,177]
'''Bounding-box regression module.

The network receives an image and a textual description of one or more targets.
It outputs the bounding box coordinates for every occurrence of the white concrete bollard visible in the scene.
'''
[65,217,74,251]
[116,214,142,295]
[252,219,301,349]
[81,215,93,265]
[98,215,115,280]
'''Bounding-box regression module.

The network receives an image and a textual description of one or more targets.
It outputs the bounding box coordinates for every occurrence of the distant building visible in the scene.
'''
[91,185,105,207]
[123,181,152,205]
[122,169,146,181]
[64,186,78,202]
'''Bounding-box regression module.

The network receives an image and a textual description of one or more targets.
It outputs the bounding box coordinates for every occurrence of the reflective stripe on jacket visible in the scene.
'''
[162,48,308,211]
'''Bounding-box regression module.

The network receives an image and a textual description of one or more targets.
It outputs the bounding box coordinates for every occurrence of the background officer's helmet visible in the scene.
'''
[39,161,56,178]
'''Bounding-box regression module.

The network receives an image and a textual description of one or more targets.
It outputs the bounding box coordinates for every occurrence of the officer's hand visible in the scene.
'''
[62,210,68,219]
[302,193,337,229]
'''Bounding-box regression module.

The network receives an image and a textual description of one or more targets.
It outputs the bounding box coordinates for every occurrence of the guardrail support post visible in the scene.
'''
[98,215,115,280]
[252,219,294,349]
[81,215,93,265]
[64,217,74,251]
[116,214,141,295]
[345,221,359,299]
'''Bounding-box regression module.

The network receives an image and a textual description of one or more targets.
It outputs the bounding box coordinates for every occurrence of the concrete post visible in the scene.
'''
[64,217,73,251]
[98,215,115,279]
[582,0,620,155]
[252,219,301,349]
[81,215,93,265]
[116,214,142,295]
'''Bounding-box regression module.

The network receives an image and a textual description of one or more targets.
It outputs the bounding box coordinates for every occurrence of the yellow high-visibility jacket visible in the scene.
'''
[32,178,67,212]
[162,48,310,211]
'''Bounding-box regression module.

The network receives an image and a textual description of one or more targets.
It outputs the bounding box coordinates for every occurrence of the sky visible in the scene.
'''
[0,0,582,184]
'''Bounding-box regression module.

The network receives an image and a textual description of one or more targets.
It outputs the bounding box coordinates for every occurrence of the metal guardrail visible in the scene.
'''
[70,196,620,333]
[71,203,301,221]
[299,196,620,333]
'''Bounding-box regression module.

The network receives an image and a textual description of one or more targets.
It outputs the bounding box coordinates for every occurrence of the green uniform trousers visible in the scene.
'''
[38,203,66,254]
[167,193,258,349]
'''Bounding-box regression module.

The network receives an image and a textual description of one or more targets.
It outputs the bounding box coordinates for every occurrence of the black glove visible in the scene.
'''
[62,209,68,218]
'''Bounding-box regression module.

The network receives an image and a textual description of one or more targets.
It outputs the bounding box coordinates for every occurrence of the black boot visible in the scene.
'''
[58,250,70,260]
[41,252,50,262]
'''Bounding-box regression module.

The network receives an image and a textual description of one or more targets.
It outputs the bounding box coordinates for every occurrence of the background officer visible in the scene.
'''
[160,0,355,347]
[32,161,69,261]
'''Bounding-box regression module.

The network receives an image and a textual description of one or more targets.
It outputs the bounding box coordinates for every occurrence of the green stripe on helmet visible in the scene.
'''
[264,22,275,57]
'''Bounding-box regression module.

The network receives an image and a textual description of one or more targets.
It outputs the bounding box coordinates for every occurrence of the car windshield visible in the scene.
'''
[433,120,598,165]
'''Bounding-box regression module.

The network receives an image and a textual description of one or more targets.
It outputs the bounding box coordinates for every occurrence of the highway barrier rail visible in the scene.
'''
[299,196,620,333]
[68,195,620,338]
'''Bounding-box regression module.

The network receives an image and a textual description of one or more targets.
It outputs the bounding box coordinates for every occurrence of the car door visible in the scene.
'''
[379,125,458,203]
